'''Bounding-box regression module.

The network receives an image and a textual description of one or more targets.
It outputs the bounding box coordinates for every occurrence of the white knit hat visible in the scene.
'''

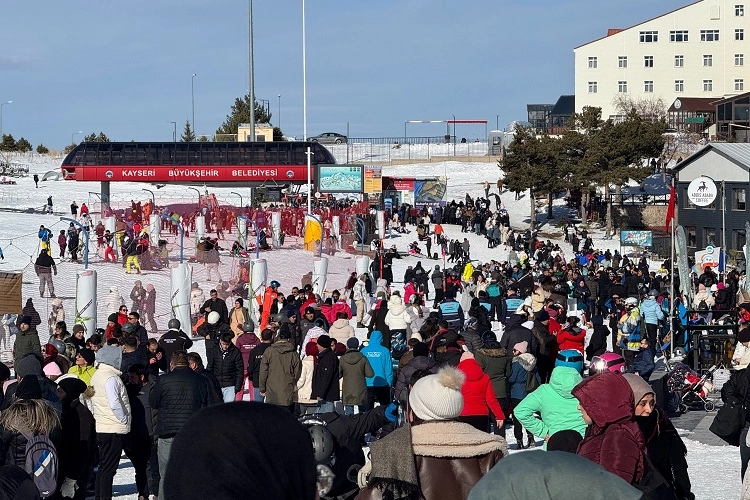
[408,366,465,421]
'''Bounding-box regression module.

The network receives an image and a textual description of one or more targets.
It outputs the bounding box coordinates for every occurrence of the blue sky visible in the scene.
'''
[1,0,688,149]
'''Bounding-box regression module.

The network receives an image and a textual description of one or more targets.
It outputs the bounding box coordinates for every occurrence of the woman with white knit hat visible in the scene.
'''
[357,366,508,500]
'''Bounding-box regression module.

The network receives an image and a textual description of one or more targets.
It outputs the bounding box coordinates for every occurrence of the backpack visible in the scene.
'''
[487,283,501,298]
[525,370,541,393]
[22,432,59,498]
[698,299,709,311]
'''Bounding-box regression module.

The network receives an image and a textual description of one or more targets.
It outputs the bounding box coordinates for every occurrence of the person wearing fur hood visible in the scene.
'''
[356,366,507,500]
[48,297,65,338]
[105,286,125,315]
[507,341,538,449]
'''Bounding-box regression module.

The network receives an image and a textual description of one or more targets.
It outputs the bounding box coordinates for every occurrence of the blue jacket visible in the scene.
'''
[438,299,464,330]
[38,228,52,242]
[361,330,393,388]
[639,298,664,325]
[507,353,537,400]
[628,346,656,381]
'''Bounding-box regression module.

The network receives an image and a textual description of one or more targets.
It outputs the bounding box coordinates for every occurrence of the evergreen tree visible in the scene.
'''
[15,137,32,153]
[215,94,276,141]
[0,134,16,152]
[84,132,111,142]
[63,144,76,154]
[180,120,196,142]
[36,144,49,154]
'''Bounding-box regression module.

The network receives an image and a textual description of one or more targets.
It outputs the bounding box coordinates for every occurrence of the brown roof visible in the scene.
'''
[709,91,750,106]
[607,29,624,36]
[668,97,717,112]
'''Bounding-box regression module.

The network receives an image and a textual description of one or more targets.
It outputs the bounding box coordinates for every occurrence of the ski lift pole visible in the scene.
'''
[237,215,260,260]
[157,214,184,263]
[60,217,89,269]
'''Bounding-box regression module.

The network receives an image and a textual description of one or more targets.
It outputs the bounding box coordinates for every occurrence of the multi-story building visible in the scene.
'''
[574,0,749,122]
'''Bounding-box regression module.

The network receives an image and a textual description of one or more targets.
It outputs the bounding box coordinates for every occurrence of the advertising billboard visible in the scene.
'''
[620,230,653,247]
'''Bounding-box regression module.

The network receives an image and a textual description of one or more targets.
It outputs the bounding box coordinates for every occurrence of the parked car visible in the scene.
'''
[309,132,347,144]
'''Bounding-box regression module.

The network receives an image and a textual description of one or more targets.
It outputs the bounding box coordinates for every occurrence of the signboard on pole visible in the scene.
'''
[364,166,382,194]
[695,246,722,273]
[620,230,653,247]
[687,176,718,207]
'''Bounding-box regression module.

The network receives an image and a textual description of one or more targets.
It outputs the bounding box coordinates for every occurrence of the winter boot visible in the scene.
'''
[516,439,524,450]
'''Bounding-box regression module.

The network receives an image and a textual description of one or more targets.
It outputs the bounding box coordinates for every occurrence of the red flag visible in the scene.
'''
[665,184,676,231]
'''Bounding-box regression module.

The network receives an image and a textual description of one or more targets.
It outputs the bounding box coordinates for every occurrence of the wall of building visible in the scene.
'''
[574,0,749,119]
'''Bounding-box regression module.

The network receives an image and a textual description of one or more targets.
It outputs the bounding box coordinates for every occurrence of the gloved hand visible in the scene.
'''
[385,402,399,423]
[60,478,77,498]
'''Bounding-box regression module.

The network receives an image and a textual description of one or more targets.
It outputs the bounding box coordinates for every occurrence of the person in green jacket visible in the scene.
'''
[513,366,587,448]
[13,316,42,368]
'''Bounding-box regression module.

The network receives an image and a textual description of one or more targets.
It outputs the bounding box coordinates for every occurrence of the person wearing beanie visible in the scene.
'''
[164,402,318,500]
[358,367,508,500]
[16,374,43,400]
[105,312,122,343]
[338,336,374,415]
[457,354,506,434]
[13,316,41,369]
[623,373,694,499]
[507,341,538,449]
[90,345,131,500]
[68,348,97,385]
[513,364,587,450]
[467,452,643,500]
[57,374,96,499]
[573,371,648,486]
[395,342,438,406]
[3,355,62,414]
[311,335,340,413]
[586,315,609,361]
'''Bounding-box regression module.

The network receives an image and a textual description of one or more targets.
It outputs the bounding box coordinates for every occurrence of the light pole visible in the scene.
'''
[170,121,177,142]
[248,0,255,141]
[0,101,12,138]
[191,73,197,137]
[303,0,311,213]
[141,188,155,206]
[230,191,243,208]
[278,94,281,130]
[72,131,83,145]
[187,187,200,207]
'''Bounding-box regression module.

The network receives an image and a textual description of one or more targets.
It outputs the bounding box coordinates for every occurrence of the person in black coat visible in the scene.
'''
[247,330,274,402]
[201,289,229,325]
[310,335,340,412]
[585,315,609,361]
[500,314,536,354]
[158,322,194,364]
[209,331,245,403]
[57,376,96,500]
[721,365,750,480]
[187,352,222,406]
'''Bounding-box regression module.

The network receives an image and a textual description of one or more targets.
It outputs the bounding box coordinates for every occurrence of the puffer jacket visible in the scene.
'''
[639,297,664,325]
[405,305,427,336]
[556,326,586,353]
[572,372,647,485]
[457,358,505,419]
[513,366,587,443]
[360,330,393,388]
[384,296,412,331]
[209,343,244,393]
[259,340,302,406]
[507,353,537,400]
[296,356,315,404]
[500,314,536,353]
[149,365,209,436]
[475,342,511,400]
[328,318,355,344]
[338,349,374,406]
[394,355,438,404]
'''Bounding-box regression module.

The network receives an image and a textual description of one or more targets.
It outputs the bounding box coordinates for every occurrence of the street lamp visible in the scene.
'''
[230,191,243,208]
[72,131,83,145]
[0,101,12,138]
[302,0,311,213]
[187,187,200,207]
[191,73,197,137]
[278,94,281,130]
[169,121,177,142]
[141,188,155,206]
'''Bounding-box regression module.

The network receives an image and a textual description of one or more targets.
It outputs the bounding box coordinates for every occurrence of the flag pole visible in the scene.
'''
[669,175,675,362]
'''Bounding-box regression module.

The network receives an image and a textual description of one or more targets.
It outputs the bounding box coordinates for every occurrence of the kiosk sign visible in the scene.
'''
[687,176,717,207]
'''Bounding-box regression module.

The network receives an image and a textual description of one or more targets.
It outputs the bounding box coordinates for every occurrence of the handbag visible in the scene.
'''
[713,365,731,393]
[709,375,747,446]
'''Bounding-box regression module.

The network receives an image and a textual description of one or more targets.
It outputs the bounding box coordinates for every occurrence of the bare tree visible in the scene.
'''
[612,94,668,122]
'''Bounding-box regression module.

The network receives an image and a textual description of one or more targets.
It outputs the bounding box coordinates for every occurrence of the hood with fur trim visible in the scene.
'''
[513,352,537,371]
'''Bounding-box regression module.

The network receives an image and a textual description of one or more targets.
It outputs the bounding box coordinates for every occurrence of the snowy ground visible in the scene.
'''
[0,152,739,499]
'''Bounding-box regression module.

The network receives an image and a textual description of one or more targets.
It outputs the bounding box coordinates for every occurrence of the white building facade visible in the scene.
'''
[574,0,749,120]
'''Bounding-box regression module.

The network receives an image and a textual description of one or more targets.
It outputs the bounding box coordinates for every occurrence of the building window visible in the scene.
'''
[736,230,747,251]
[640,31,659,42]
[737,53,745,66]
[687,226,697,248]
[675,80,684,92]
[704,80,713,91]
[588,56,598,69]
[644,81,654,93]
[675,55,684,67]
[588,81,598,93]
[701,30,720,41]
[705,228,717,247]
[618,81,628,93]
[737,79,745,91]
[644,56,654,68]
[670,30,689,42]
[737,4,745,16]
[734,188,747,210]
[738,29,746,40]
[618,56,628,68]
[704,54,713,67]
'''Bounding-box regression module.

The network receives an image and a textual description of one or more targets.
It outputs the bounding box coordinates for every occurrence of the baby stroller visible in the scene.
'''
[665,362,716,413]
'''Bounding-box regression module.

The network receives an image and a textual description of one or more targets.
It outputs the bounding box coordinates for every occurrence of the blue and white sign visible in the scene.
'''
[620,230,653,247]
